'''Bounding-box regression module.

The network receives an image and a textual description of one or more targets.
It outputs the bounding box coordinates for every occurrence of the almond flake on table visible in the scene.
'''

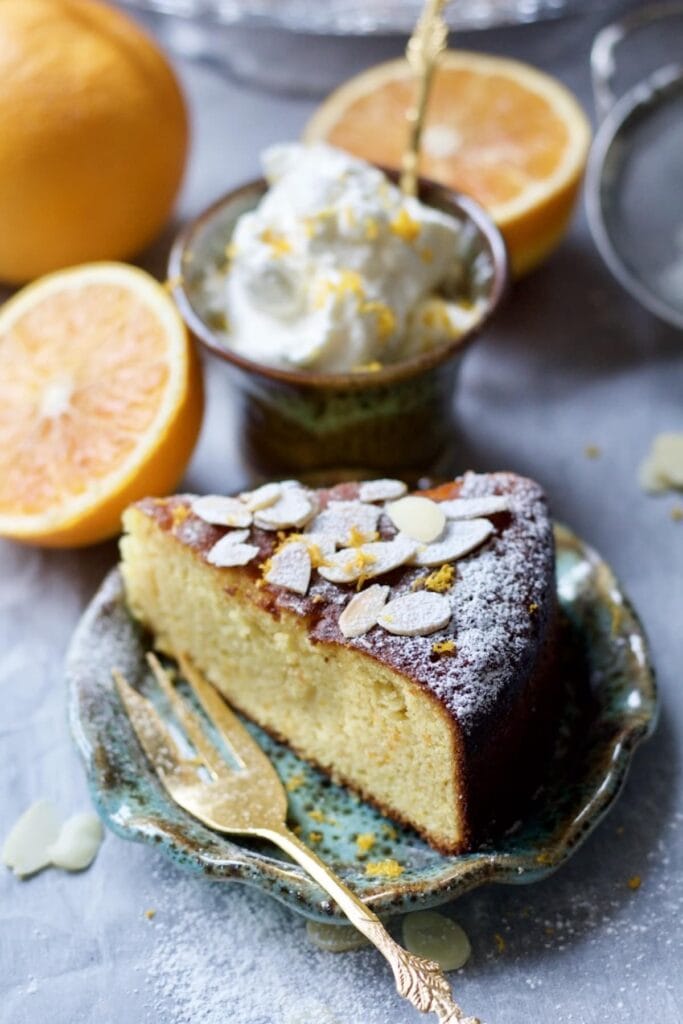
[47,813,104,872]
[192,495,253,528]
[358,479,407,503]
[240,482,282,512]
[385,495,446,543]
[307,500,380,546]
[377,591,451,636]
[254,488,316,530]
[206,537,260,567]
[2,799,60,878]
[639,432,683,493]
[412,518,494,567]
[338,584,390,638]
[264,541,311,595]
[439,495,509,519]
[318,536,416,584]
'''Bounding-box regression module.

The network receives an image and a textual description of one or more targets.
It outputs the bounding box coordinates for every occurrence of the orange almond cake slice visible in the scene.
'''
[120,472,559,854]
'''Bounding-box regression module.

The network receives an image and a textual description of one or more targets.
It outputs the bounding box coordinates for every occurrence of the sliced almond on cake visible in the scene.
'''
[193,495,253,528]
[386,496,446,543]
[412,519,494,567]
[338,584,390,638]
[206,537,260,567]
[264,541,312,595]
[254,488,316,530]
[377,591,452,636]
[358,478,407,503]
[307,500,380,547]
[439,495,509,520]
[318,535,416,584]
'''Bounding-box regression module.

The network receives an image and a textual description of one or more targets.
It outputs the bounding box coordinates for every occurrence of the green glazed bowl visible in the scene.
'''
[168,174,508,475]
[66,524,656,923]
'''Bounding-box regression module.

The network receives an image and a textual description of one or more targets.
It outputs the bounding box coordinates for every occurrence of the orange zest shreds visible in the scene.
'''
[360,300,396,341]
[260,229,292,257]
[390,208,421,243]
[308,832,323,844]
[365,859,404,879]
[380,824,398,840]
[432,639,457,656]
[494,933,506,954]
[627,875,642,891]
[286,773,305,792]
[424,564,456,592]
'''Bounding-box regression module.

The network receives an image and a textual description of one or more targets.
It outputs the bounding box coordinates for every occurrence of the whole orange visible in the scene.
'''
[0,0,189,285]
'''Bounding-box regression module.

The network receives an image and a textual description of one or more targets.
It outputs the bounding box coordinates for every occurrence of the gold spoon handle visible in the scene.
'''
[400,0,450,195]
[258,825,480,1024]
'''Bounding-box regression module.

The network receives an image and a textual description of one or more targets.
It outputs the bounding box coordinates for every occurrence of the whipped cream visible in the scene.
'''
[205,143,483,373]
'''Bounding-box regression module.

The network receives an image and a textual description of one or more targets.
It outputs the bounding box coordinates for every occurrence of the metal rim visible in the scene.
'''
[585,64,683,331]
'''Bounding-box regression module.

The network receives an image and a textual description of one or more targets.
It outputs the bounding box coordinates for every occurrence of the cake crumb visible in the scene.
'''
[380,824,398,840]
[627,875,642,891]
[308,832,323,844]
[145,908,157,920]
[528,601,539,615]
[423,564,456,593]
[494,932,506,953]
[355,833,376,855]
[286,774,305,792]
[584,444,601,459]
[432,639,457,656]
[365,858,404,878]
[670,506,683,522]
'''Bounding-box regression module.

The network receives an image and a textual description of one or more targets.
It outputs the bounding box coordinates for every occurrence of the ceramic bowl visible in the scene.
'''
[168,174,508,475]
[66,524,656,923]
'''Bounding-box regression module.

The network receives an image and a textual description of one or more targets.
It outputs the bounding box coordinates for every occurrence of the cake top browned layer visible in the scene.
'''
[133,472,555,740]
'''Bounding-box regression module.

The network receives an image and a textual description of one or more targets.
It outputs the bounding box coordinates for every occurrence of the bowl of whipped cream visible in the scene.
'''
[170,143,508,472]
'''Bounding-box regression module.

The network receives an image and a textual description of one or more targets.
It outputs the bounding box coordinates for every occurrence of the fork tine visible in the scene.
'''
[146,653,227,780]
[177,653,278,779]
[112,669,184,781]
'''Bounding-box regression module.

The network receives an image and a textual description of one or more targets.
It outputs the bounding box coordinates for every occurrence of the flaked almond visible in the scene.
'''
[264,541,311,595]
[377,591,451,636]
[240,482,282,512]
[412,518,494,567]
[218,528,250,545]
[254,488,316,530]
[318,535,416,584]
[338,584,390,638]
[307,500,380,547]
[358,478,407,503]
[439,495,509,520]
[206,537,260,567]
[192,495,252,528]
[385,495,446,543]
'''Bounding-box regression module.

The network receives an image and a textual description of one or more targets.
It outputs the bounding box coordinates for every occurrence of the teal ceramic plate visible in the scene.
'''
[66,525,657,922]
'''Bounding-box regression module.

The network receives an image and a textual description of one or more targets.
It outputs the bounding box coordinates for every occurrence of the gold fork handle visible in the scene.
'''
[256,825,480,1024]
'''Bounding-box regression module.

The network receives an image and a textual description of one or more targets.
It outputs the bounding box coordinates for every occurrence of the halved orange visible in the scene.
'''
[0,262,203,547]
[304,52,592,275]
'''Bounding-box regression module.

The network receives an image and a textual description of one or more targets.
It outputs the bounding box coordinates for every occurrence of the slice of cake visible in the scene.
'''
[120,472,559,854]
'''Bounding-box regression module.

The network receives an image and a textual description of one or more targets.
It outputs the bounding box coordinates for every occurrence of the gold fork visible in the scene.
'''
[113,653,480,1024]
